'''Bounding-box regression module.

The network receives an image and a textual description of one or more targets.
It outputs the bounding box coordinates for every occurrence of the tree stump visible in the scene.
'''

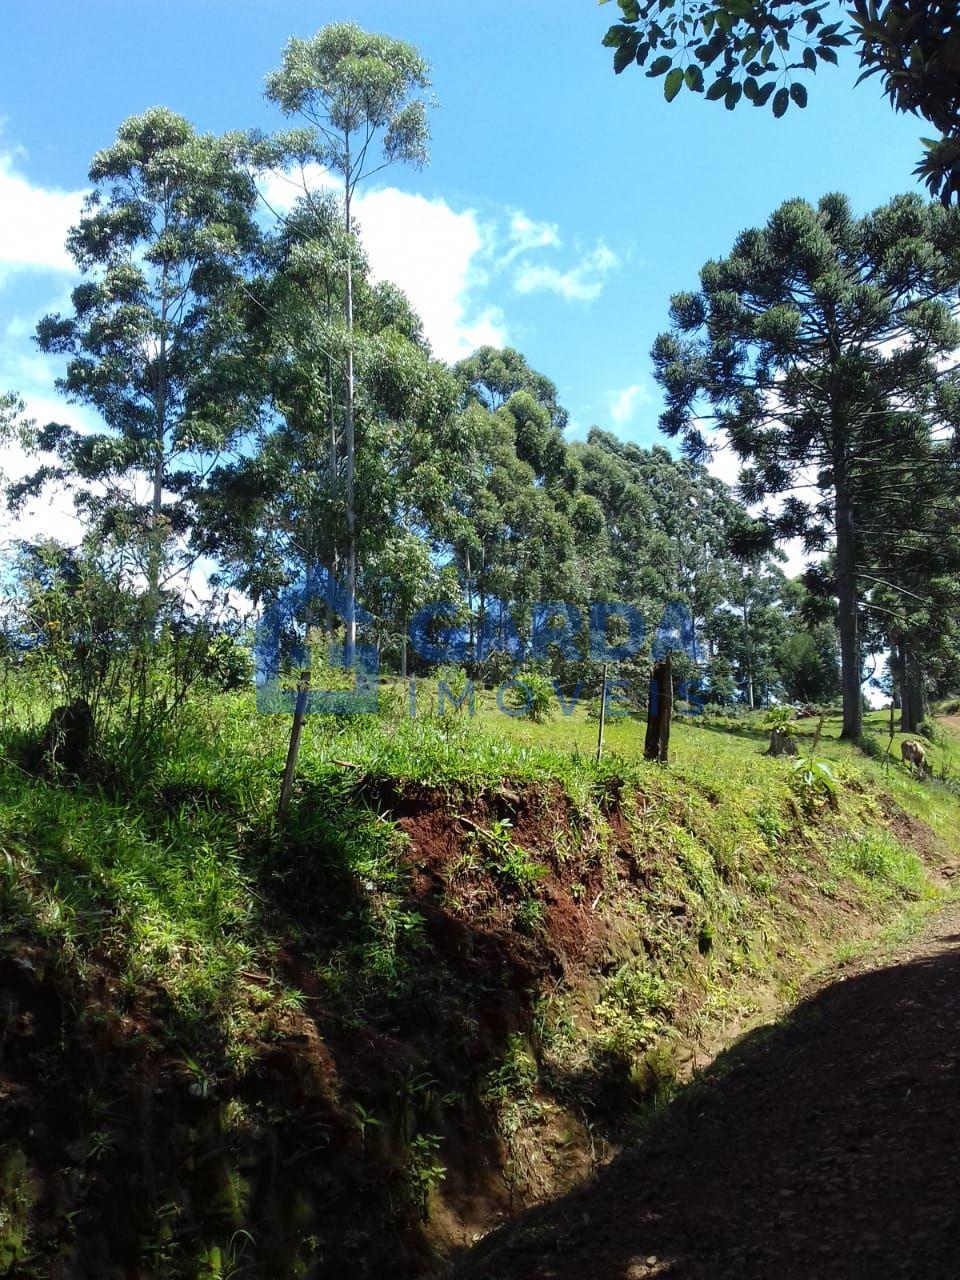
[39,700,93,774]
[767,728,798,757]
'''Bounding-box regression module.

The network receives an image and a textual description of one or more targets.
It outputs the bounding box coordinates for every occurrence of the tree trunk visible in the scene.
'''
[343,154,357,668]
[644,655,673,764]
[835,483,862,740]
[902,648,926,734]
[891,642,904,715]
[148,286,169,612]
[277,670,310,826]
[326,360,338,638]
[895,643,912,731]
[596,664,608,763]
[743,599,754,710]
[465,547,475,656]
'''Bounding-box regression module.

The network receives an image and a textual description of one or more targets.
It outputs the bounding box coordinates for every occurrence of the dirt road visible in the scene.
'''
[450,904,960,1279]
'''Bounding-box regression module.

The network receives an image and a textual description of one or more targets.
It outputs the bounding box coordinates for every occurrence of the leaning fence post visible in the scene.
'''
[596,662,608,763]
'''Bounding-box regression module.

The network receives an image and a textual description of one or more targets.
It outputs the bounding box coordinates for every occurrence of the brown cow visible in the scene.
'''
[901,739,928,776]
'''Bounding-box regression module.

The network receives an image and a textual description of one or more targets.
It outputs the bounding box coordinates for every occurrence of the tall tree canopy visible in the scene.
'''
[262,22,434,662]
[652,192,960,738]
[14,109,260,597]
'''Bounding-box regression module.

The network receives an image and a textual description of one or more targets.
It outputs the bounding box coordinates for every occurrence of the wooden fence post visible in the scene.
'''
[596,663,608,763]
[644,654,673,764]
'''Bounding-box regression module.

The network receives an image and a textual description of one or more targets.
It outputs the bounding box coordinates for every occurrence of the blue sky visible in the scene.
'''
[0,0,932,499]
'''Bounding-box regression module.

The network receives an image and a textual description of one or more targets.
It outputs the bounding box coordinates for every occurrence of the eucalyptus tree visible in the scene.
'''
[774,577,842,706]
[454,345,569,429]
[574,430,751,654]
[360,534,459,676]
[195,192,353,607]
[711,561,789,708]
[199,215,456,815]
[15,109,260,603]
[263,23,434,662]
[653,192,960,738]
[434,363,604,667]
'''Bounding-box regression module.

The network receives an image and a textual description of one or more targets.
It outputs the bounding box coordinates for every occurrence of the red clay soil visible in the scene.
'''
[448,903,960,1280]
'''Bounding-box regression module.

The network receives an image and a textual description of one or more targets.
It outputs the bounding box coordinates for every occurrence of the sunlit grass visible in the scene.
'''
[1,678,958,1070]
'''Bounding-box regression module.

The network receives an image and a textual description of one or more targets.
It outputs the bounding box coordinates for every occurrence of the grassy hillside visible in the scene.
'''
[1,687,958,1277]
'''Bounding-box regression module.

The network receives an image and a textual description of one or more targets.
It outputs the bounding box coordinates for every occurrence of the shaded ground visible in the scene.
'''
[448,902,960,1280]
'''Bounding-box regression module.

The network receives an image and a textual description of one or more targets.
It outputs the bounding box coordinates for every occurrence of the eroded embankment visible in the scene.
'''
[446,900,960,1280]
[0,763,955,1278]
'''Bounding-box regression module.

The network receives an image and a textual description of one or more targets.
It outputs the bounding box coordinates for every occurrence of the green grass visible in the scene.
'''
[3,686,958,1050]
[2,680,959,1276]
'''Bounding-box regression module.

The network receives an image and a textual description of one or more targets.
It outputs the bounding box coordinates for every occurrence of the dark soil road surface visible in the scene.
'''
[449,904,960,1280]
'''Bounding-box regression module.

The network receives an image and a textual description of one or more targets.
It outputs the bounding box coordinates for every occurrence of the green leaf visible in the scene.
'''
[705,75,731,100]
[754,81,776,105]
[802,47,817,71]
[602,25,636,47]
[725,82,743,109]
[790,81,808,107]
[614,38,640,73]
[773,86,790,117]
[816,45,838,63]
[664,67,684,101]
[647,54,673,76]
[685,64,704,92]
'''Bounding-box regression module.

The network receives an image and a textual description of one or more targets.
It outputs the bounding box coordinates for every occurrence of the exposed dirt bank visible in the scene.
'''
[448,901,960,1280]
[0,768,955,1278]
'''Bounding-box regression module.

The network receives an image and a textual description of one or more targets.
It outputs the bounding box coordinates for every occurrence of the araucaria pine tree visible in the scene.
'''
[653,193,960,738]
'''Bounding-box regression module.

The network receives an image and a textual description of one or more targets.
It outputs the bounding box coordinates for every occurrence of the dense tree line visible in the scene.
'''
[5,21,959,750]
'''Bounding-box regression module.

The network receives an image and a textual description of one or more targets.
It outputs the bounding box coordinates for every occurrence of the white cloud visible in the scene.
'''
[0,403,87,549]
[0,152,85,282]
[513,240,618,303]
[256,168,617,352]
[0,151,89,544]
[608,383,652,428]
[350,186,508,361]
[502,210,561,264]
[256,163,339,212]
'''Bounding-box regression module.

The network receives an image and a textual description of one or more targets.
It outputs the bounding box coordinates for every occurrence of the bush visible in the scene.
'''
[763,706,796,736]
[434,665,474,716]
[855,733,884,759]
[5,540,247,778]
[502,670,555,723]
[790,757,838,806]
